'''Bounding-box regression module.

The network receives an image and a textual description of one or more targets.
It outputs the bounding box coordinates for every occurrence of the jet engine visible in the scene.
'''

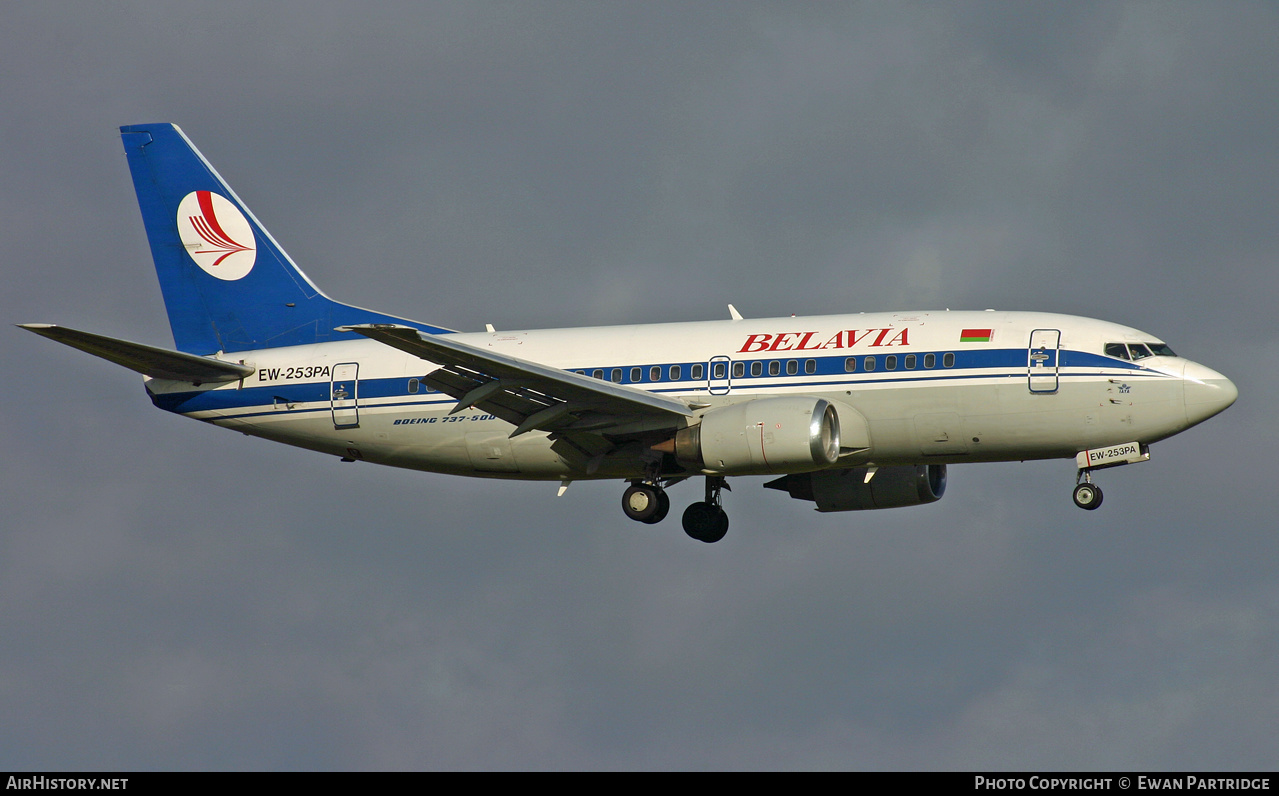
[665,397,840,474]
[764,464,947,511]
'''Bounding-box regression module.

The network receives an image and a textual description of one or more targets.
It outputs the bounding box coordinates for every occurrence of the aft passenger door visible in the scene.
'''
[331,362,360,428]
[1027,329,1060,394]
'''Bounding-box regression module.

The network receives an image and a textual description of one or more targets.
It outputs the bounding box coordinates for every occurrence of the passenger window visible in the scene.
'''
[769,361,780,376]
[630,367,642,383]
[1105,343,1130,360]
[943,353,955,368]
[786,360,798,375]
[924,353,935,368]
[885,355,897,370]
[670,365,681,380]
[713,362,727,379]
[751,361,762,377]
[611,368,622,383]
[592,369,604,380]
[1128,344,1152,361]
[732,362,744,378]
[805,359,816,374]
[408,378,419,394]
[650,366,661,382]
[864,356,876,372]
[844,357,857,373]
[691,363,704,380]
[905,354,916,369]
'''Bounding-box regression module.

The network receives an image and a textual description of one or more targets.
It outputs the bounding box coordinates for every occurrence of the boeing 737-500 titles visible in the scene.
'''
[21,124,1238,543]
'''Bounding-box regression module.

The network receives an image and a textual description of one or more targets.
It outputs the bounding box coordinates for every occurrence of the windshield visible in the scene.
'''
[1105,343,1129,360]
[1106,341,1177,360]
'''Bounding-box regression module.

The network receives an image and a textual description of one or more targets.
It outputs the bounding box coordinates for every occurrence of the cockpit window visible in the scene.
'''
[1107,341,1175,360]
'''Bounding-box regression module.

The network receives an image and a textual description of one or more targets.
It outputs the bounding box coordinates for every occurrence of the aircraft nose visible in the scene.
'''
[1182,361,1238,427]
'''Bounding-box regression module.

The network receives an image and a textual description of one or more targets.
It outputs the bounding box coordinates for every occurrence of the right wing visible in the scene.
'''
[340,324,694,440]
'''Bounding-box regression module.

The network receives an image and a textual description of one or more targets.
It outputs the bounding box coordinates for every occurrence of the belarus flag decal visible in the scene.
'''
[960,329,993,343]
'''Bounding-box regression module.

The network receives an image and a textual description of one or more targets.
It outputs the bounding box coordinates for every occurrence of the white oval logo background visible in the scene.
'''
[176,191,257,280]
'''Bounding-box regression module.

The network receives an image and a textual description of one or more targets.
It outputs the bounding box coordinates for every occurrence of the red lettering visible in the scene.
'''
[739,333,773,353]
[795,331,823,350]
[742,329,896,352]
[847,330,875,347]
[770,332,800,351]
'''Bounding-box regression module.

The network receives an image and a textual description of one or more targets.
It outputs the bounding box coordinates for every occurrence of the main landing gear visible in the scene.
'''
[620,475,730,543]
[621,482,670,524]
[682,476,729,544]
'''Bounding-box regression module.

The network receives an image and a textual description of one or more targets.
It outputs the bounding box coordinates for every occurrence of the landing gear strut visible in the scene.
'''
[682,476,729,543]
[1073,469,1104,510]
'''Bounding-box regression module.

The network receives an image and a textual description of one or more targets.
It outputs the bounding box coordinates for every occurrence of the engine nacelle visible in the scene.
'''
[672,397,840,474]
[764,465,947,511]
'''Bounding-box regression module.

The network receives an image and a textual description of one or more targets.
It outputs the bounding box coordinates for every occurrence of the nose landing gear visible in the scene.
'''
[1073,464,1105,510]
[1071,441,1152,509]
[1072,478,1104,510]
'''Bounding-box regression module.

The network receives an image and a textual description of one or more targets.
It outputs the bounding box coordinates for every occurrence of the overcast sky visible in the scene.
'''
[2,1,1276,770]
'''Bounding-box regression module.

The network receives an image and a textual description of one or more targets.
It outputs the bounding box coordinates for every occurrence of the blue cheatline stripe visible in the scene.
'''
[569,348,1143,385]
[156,348,1168,420]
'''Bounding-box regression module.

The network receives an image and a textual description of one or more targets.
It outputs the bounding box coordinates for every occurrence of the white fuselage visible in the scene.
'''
[143,310,1235,481]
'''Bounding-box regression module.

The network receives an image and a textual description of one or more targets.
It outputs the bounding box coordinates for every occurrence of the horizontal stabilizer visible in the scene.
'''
[18,324,254,384]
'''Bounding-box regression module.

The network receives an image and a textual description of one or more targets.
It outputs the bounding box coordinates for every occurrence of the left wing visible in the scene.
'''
[340,324,694,440]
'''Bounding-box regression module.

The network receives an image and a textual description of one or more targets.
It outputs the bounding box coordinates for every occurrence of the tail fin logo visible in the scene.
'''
[176,191,257,280]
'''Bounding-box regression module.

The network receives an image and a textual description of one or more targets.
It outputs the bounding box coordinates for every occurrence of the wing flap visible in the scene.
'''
[423,368,549,428]
[344,323,693,437]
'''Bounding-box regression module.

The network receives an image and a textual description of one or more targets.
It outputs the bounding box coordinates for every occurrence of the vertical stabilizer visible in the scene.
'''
[120,123,450,355]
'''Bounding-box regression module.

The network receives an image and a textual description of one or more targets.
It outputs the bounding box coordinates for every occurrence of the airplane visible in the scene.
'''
[20,123,1238,543]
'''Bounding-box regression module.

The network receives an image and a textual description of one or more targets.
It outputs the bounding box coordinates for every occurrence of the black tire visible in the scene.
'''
[622,484,661,522]
[1073,482,1104,510]
[682,501,729,543]
[642,489,670,524]
[702,509,728,543]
